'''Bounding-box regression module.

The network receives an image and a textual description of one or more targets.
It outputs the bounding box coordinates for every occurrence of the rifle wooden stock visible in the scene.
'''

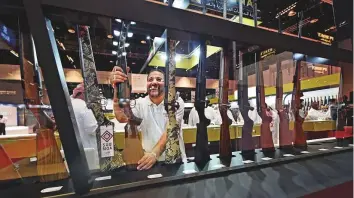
[105,22,144,170]
[238,50,255,154]
[276,58,293,149]
[194,40,210,164]
[164,38,182,164]
[219,47,232,158]
[291,59,307,149]
[20,32,67,182]
[256,57,274,151]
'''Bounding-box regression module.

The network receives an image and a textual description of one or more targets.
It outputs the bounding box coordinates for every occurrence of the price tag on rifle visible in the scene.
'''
[100,125,114,158]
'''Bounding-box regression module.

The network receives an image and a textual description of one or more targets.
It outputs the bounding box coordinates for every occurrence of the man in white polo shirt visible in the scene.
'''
[110,67,186,170]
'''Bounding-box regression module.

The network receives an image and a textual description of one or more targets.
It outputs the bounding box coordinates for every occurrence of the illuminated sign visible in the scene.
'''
[0,22,16,48]
[317,32,334,46]
[0,90,16,95]
[260,48,276,59]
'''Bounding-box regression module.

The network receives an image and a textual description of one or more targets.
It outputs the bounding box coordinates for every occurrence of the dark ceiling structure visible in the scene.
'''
[0,0,352,81]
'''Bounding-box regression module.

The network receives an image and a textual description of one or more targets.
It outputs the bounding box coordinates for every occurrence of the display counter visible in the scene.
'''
[0,120,337,159]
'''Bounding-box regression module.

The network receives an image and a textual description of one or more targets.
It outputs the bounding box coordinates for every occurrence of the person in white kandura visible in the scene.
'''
[111,67,186,170]
[0,115,7,135]
[69,83,99,168]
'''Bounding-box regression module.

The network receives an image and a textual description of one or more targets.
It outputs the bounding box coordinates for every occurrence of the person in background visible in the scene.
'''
[188,106,199,127]
[306,101,329,120]
[325,99,338,121]
[70,83,99,166]
[268,103,279,145]
[111,67,186,170]
[0,115,7,135]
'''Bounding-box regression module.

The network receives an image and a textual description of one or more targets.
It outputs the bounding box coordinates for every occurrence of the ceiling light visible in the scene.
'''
[130,21,136,25]
[141,40,147,44]
[161,54,167,61]
[310,18,318,24]
[146,35,151,40]
[115,19,122,23]
[288,10,296,17]
[127,32,133,37]
[122,52,127,56]
[107,34,113,39]
[132,62,136,65]
[194,49,200,57]
[68,28,75,34]
[113,30,120,36]
[124,43,130,47]
[175,54,181,62]
[112,50,117,55]
[10,50,19,57]
[113,41,118,46]
[110,61,113,63]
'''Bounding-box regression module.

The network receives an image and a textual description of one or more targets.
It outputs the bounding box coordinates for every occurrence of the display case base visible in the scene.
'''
[1,138,352,198]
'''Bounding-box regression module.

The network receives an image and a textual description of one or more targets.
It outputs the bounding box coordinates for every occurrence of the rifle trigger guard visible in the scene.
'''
[118,98,130,108]
[172,99,180,111]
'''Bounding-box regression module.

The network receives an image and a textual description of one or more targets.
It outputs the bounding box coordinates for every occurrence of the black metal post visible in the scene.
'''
[23,0,92,194]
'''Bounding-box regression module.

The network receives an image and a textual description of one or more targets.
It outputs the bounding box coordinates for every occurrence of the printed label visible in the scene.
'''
[100,125,114,158]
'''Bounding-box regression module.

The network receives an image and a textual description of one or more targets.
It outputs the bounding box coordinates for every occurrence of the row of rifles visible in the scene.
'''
[302,95,338,111]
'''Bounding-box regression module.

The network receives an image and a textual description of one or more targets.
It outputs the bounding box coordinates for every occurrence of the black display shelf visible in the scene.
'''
[1,139,352,198]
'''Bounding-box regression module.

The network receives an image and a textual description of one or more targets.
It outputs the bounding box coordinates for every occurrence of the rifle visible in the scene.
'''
[77,25,125,171]
[276,56,293,149]
[194,40,211,164]
[335,64,348,144]
[238,50,255,154]
[19,30,67,182]
[255,54,275,152]
[113,22,144,170]
[218,46,232,159]
[291,58,307,149]
[164,37,182,164]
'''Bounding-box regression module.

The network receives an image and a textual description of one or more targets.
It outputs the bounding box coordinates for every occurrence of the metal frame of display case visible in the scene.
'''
[0,0,351,195]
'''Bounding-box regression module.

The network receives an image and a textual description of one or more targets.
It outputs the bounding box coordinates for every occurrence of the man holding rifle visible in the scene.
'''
[110,67,186,170]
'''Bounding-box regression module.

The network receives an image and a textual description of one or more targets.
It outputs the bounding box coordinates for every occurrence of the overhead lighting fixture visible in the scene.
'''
[115,19,122,23]
[107,34,113,39]
[122,52,127,56]
[124,43,130,47]
[127,32,133,37]
[194,49,200,57]
[141,40,147,44]
[110,60,113,63]
[10,50,19,57]
[310,18,318,24]
[288,10,296,17]
[175,54,181,62]
[146,35,151,40]
[113,41,118,46]
[161,53,167,61]
[113,30,121,36]
[130,21,136,25]
[276,2,297,18]
[132,62,136,65]
[68,28,75,34]
[112,50,117,55]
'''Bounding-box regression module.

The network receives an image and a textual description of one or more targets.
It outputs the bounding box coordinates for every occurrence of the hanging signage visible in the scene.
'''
[317,32,334,46]
[190,0,261,20]
[0,22,16,48]
[260,48,276,59]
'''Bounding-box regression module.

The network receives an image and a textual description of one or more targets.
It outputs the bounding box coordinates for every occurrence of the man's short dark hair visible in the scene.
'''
[147,68,164,78]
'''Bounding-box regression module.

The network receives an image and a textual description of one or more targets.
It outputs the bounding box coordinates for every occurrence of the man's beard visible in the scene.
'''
[148,85,164,98]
